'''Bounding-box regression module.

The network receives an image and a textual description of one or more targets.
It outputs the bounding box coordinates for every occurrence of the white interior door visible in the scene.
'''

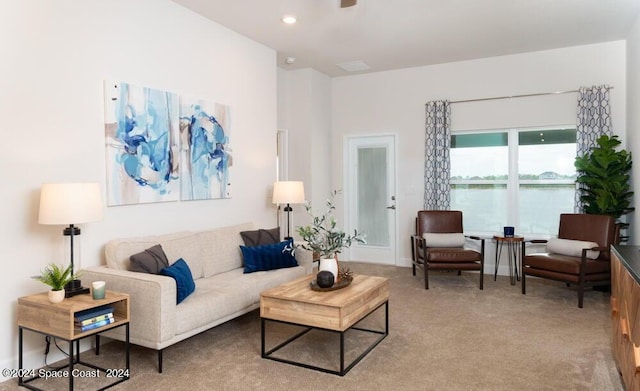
[345,135,397,265]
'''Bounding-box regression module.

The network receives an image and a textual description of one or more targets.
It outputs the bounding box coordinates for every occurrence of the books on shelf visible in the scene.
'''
[74,305,115,331]
[74,305,114,322]
[75,313,113,327]
[77,317,115,332]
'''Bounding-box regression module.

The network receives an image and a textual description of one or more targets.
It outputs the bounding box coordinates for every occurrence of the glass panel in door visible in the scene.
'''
[357,147,389,247]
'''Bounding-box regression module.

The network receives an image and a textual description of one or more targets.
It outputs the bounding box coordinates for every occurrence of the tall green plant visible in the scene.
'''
[574,134,634,220]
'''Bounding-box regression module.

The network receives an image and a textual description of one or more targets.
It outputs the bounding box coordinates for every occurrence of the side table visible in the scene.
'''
[493,235,524,285]
[17,290,130,391]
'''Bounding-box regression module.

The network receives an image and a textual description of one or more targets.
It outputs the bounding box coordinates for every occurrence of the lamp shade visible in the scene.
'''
[272,181,305,204]
[39,183,103,225]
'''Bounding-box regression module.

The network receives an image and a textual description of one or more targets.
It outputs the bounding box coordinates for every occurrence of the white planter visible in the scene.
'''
[48,289,65,304]
[318,258,338,280]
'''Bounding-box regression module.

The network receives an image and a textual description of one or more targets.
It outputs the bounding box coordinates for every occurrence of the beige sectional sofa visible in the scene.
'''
[82,222,313,372]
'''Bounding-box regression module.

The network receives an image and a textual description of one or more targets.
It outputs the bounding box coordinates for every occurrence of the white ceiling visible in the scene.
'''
[172,0,640,77]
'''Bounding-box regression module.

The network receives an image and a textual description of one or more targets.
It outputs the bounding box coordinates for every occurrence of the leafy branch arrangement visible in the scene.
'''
[575,134,634,219]
[296,190,365,258]
[31,263,78,291]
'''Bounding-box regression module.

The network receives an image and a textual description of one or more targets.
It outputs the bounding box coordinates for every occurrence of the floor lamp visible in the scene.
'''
[39,183,103,297]
[272,181,305,240]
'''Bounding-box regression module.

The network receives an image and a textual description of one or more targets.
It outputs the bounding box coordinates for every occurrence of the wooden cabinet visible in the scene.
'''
[611,247,640,391]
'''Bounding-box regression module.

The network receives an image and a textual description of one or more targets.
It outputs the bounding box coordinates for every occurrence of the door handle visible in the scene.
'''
[386,205,396,210]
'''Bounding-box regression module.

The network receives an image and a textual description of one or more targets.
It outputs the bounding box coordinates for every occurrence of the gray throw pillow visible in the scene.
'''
[240,227,280,247]
[129,244,170,274]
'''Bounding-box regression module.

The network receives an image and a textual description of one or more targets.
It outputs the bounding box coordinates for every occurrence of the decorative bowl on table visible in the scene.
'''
[310,278,352,292]
[310,266,354,292]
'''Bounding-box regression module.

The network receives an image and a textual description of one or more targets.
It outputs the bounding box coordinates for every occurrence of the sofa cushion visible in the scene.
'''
[105,231,193,271]
[547,238,600,260]
[160,235,204,279]
[129,244,170,274]
[199,223,254,278]
[423,233,466,248]
[159,258,195,304]
[240,227,280,247]
[175,265,306,335]
[241,239,298,273]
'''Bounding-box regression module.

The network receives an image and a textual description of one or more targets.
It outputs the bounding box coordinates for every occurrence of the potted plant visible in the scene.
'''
[32,263,78,303]
[296,190,365,279]
[574,134,634,243]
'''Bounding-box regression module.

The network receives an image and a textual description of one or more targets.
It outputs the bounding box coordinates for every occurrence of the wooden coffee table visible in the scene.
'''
[260,274,389,376]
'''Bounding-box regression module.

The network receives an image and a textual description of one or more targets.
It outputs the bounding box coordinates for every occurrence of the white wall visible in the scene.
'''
[0,0,277,377]
[277,68,332,230]
[627,16,640,245]
[331,42,627,267]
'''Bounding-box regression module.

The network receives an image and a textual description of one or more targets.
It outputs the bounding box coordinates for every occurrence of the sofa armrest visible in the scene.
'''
[295,247,314,275]
[82,266,177,349]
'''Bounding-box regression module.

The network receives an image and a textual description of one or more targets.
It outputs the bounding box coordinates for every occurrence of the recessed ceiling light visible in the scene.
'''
[282,15,297,24]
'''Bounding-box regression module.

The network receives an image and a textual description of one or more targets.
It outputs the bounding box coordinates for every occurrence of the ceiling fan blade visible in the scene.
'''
[341,0,357,8]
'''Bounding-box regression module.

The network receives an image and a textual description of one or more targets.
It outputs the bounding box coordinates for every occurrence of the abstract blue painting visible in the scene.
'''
[179,97,232,200]
[104,82,180,206]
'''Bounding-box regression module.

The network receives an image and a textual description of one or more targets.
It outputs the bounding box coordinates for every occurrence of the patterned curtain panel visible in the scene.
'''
[424,100,451,210]
[575,85,612,212]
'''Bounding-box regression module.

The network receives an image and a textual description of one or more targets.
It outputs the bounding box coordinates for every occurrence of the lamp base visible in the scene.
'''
[65,279,90,298]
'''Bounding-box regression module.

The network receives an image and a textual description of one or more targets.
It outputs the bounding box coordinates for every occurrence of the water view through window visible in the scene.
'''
[450,128,577,236]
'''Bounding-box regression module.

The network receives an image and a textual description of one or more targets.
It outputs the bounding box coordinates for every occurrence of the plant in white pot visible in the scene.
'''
[32,263,78,303]
[296,190,365,281]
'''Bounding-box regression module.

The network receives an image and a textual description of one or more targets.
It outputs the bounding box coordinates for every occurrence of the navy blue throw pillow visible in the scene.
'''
[241,239,298,274]
[159,258,195,304]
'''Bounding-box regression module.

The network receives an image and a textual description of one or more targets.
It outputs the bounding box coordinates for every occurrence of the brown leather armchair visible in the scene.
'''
[521,213,616,308]
[411,210,485,289]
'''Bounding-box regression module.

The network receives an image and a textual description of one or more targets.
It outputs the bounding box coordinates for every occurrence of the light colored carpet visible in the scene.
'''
[1,263,624,390]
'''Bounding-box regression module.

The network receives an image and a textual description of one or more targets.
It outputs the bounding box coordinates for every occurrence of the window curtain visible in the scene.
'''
[575,85,612,212]
[424,100,451,210]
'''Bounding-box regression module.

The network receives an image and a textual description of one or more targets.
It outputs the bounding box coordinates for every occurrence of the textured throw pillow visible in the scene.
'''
[240,227,280,247]
[240,239,298,273]
[159,258,196,304]
[422,233,466,248]
[547,238,600,259]
[129,244,170,274]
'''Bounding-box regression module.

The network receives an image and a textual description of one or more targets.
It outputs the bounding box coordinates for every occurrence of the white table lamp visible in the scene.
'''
[39,182,103,297]
[272,181,305,240]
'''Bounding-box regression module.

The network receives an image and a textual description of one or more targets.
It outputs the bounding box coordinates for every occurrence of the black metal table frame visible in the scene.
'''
[18,322,130,391]
[261,300,388,376]
[494,239,523,285]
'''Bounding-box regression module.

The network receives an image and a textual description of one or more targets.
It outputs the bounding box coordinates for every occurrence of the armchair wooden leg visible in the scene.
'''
[412,263,416,276]
[521,271,526,294]
[479,269,484,290]
[578,285,584,308]
[424,266,429,290]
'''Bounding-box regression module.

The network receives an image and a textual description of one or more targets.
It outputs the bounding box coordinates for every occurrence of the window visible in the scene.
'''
[450,127,577,236]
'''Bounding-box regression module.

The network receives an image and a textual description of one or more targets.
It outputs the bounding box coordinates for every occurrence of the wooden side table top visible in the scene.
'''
[18,290,130,340]
[493,235,524,243]
[260,274,389,331]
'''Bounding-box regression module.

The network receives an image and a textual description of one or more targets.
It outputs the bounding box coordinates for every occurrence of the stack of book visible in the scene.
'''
[74,305,115,332]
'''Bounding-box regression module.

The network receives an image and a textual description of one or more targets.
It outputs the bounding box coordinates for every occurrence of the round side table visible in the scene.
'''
[493,235,524,285]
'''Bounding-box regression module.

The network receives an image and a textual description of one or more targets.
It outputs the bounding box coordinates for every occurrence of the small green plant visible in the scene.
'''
[296,190,365,258]
[31,263,78,291]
